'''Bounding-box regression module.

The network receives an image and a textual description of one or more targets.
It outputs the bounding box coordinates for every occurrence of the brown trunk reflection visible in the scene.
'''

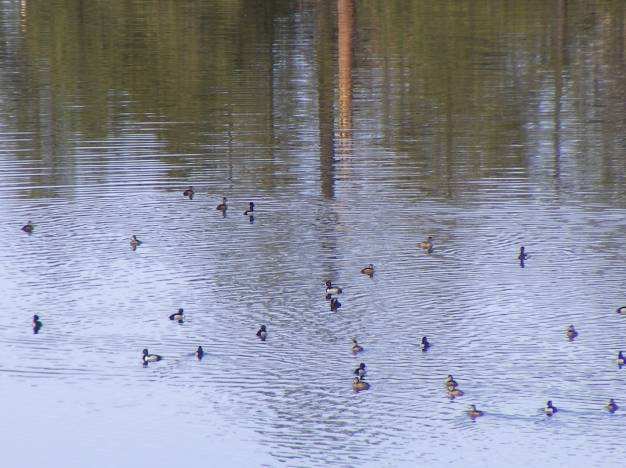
[337,0,354,152]
[317,3,336,199]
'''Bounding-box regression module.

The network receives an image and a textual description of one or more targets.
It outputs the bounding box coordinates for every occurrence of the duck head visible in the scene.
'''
[33,314,39,322]
[619,351,624,359]
[142,349,149,356]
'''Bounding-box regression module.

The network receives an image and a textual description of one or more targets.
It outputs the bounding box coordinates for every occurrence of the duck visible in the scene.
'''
[616,306,626,315]
[196,346,204,360]
[419,236,434,253]
[32,314,42,333]
[352,377,370,391]
[353,363,367,378]
[325,280,342,295]
[360,264,374,276]
[169,308,184,323]
[445,375,458,388]
[216,197,227,211]
[243,202,254,215]
[130,235,142,248]
[606,399,619,413]
[566,325,578,339]
[467,405,484,418]
[21,221,34,233]
[330,298,341,311]
[518,246,529,261]
[544,400,558,416]
[256,325,267,341]
[183,186,194,199]
[351,338,364,354]
[142,348,162,363]
[448,387,464,398]
[618,351,625,366]
[420,336,431,351]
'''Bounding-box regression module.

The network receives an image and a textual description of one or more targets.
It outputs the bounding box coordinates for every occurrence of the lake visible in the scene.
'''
[0,1,625,467]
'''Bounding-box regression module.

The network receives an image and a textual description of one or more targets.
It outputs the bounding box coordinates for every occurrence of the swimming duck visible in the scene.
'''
[330,298,342,311]
[32,314,42,333]
[325,281,342,295]
[243,202,254,215]
[351,338,364,354]
[142,348,162,363]
[420,336,431,351]
[518,246,529,261]
[544,400,558,416]
[448,387,464,398]
[130,235,142,248]
[616,306,626,315]
[352,376,370,391]
[566,325,578,339]
[169,308,184,323]
[419,236,434,253]
[216,197,227,211]
[618,351,625,366]
[353,363,367,378]
[21,221,34,233]
[196,346,204,360]
[360,264,374,276]
[467,405,484,418]
[606,399,619,413]
[256,325,267,341]
[183,186,194,199]
[445,375,458,388]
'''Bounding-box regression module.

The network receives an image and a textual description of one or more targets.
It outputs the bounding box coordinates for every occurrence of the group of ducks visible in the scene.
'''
[182,186,255,221]
[20,192,626,420]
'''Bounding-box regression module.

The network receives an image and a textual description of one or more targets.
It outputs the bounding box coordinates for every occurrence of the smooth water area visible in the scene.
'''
[0,1,625,466]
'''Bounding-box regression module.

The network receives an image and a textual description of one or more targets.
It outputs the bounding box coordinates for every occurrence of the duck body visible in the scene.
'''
[243,202,255,215]
[617,351,625,366]
[32,314,42,333]
[351,338,364,354]
[518,246,529,261]
[216,197,227,211]
[566,325,578,339]
[353,363,367,378]
[468,405,484,418]
[448,387,464,398]
[607,399,619,413]
[420,336,431,351]
[21,221,34,233]
[419,236,434,253]
[130,235,142,248]
[142,348,162,363]
[616,306,626,315]
[360,264,374,276]
[183,186,194,199]
[256,325,267,341]
[325,280,342,295]
[330,298,341,311]
[352,377,370,391]
[196,346,204,360]
[169,308,184,323]
[544,401,558,416]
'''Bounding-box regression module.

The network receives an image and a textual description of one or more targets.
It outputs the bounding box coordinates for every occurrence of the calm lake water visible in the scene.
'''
[1,1,625,466]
